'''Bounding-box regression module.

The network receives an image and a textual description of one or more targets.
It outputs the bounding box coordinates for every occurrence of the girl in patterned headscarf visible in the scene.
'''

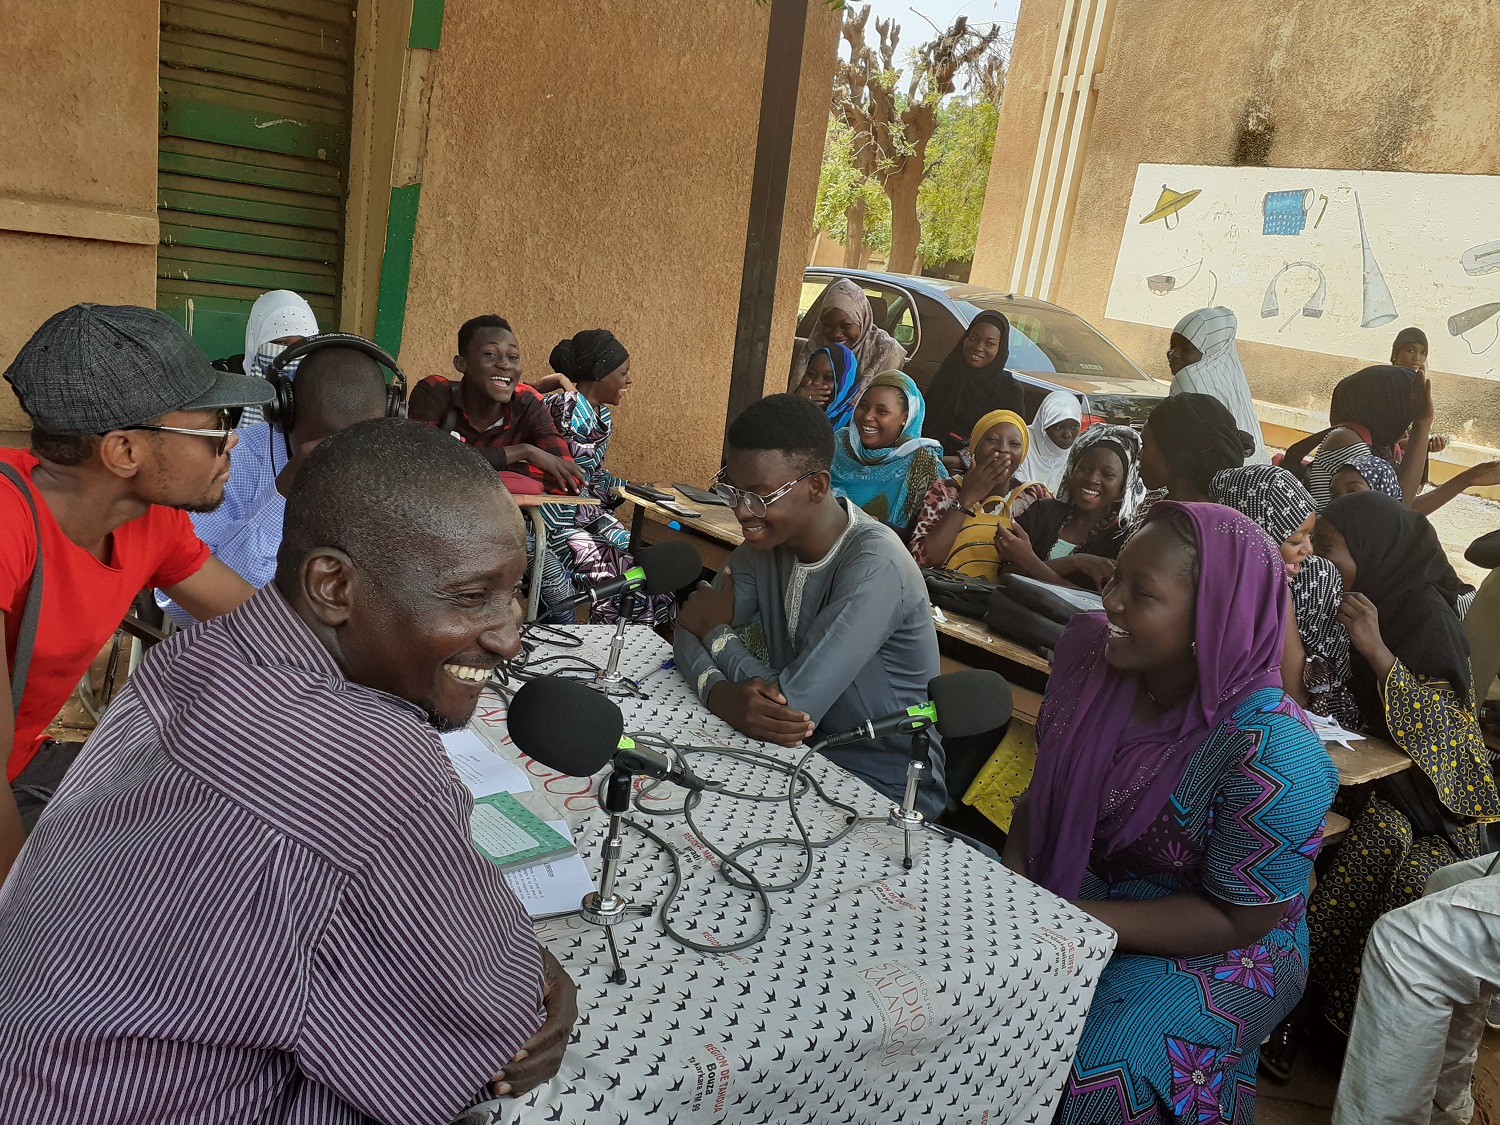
[1306,493,1500,1037]
[1328,452,1402,501]
[995,424,1143,591]
[1211,464,1359,728]
[829,371,947,531]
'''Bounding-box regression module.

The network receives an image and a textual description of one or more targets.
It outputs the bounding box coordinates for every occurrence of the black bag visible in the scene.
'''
[1466,529,1500,570]
[922,568,1000,619]
[983,575,1104,654]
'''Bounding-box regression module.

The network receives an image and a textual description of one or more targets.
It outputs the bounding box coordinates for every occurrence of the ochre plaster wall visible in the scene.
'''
[399,0,839,484]
[974,0,1500,445]
[0,0,160,431]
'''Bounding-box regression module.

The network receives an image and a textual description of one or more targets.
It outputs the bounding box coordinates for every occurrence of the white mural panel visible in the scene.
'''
[1104,164,1500,381]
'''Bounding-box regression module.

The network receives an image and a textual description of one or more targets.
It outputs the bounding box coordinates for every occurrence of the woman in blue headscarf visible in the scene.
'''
[830,370,948,531]
[792,343,859,431]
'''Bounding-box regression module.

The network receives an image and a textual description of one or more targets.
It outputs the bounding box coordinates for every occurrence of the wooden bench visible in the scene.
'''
[931,608,1053,675]
[1322,811,1351,846]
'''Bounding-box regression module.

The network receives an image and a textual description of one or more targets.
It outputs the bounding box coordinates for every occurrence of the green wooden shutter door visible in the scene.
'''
[156,0,353,361]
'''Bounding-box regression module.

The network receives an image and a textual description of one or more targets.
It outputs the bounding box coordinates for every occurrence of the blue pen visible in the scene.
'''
[638,658,675,685]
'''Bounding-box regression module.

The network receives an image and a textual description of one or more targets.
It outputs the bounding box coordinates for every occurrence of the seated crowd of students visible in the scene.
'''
[0,280,1496,1123]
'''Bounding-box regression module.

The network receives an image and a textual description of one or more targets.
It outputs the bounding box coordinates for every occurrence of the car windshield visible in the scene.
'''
[963,297,1148,381]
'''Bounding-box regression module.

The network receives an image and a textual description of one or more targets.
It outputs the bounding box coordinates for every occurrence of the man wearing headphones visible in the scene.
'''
[158,336,397,625]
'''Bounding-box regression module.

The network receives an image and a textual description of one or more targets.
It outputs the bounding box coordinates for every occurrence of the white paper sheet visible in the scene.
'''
[504,820,595,919]
[441,728,533,797]
[1305,711,1365,751]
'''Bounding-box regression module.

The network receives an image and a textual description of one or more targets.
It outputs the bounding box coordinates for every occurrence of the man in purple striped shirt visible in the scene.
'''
[0,420,577,1124]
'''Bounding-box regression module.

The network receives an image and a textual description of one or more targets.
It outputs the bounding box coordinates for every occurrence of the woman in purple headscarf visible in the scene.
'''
[1004,502,1338,1125]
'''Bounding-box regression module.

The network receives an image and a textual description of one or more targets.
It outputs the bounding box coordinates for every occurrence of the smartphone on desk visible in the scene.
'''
[674,483,728,507]
[621,481,675,503]
[659,500,702,519]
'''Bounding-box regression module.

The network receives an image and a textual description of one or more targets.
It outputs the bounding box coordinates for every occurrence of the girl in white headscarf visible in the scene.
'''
[1167,306,1268,464]
[1016,389,1083,493]
[241,290,319,424]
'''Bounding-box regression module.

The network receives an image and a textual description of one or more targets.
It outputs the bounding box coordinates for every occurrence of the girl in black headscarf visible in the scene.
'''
[1283,365,1431,506]
[1305,492,1500,1036]
[1391,326,1428,373]
[1137,392,1251,503]
[541,330,668,625]
[920,311,1023,469]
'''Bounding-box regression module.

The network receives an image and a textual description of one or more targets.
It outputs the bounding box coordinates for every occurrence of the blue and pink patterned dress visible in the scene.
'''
[1059,688,1339,1125]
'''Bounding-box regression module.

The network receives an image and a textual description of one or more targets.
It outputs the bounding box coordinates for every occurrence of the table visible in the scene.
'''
[512,494,601,622]
[466,626,1116,1125]
[1321,734,1413,785]
[623,487,743,574]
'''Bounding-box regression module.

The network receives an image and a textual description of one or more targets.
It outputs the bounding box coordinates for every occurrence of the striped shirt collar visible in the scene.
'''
[223,582,429,724]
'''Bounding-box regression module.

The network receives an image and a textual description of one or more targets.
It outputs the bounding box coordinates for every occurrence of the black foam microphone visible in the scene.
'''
[559,540,702,609]
[506,676,709,790]
[815,669,1013,750]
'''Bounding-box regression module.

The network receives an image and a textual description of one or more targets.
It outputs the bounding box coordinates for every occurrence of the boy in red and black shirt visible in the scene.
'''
[408,315,584,494]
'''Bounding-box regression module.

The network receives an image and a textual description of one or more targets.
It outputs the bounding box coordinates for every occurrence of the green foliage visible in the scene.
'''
[815,98,997,264]
[813,120,891,252]
[917,97,998,265]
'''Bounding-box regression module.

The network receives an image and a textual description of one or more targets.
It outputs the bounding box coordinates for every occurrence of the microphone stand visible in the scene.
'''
[888,728,930,871]
[579,766,652,984]
[591,587,645,698]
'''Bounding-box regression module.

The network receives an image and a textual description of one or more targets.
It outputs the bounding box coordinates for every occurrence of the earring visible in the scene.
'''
[1191,641,1198,656]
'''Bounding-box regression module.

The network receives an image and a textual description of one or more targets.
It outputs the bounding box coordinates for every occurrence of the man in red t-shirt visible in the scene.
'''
[1,304,275,875]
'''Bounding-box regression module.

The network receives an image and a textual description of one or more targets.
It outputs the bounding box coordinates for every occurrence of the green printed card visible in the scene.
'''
[469,792,578,872]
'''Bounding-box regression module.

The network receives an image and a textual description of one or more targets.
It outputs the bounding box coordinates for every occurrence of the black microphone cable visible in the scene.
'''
[584,735,865,953]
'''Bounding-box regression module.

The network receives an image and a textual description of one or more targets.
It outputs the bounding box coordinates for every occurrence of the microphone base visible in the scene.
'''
[580,891,653,987]
[590,668,644,698]
[580,890,651,928]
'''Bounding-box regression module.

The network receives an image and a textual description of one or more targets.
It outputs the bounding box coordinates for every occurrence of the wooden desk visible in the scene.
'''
[1322,736,1412,785]
[510,494,600,622]
[623,486,744,574]
[931,608,1053,674]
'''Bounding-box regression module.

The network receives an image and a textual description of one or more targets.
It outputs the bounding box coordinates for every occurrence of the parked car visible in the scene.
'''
[796,267,1168,429]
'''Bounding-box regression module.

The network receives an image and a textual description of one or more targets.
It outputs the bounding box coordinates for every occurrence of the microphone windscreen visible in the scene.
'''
[506,677,624,776]
[928,669,1013,737]
[637,540,704,595]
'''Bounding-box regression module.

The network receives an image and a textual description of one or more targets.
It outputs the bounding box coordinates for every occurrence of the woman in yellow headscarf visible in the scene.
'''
[907,409,1049,578]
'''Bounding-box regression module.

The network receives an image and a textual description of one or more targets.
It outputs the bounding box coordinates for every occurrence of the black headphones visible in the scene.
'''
[262,332,408,431]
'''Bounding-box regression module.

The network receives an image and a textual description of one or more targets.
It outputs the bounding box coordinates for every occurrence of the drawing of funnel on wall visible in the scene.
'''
[1355,192,1398,328]
[1138,185,1201,229]
[1448,302,1500,353]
